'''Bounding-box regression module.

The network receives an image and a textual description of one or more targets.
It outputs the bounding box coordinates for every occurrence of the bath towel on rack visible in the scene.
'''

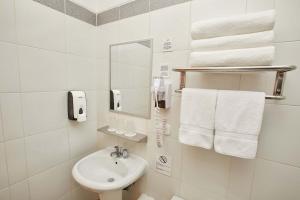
[191,10,275,40]
[179,88,217,149]
[189,46,275,67]
[214,90,265,159]
[191,31,274,52]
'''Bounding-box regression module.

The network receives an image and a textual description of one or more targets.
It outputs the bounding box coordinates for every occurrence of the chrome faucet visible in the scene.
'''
[110,146,129,159]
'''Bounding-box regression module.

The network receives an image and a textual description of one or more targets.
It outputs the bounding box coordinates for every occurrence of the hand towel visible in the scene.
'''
[214,90,265,159]
[192,10,275,40]
[179,88,217,149]
[189,46,275,67]
[191,31,274,52]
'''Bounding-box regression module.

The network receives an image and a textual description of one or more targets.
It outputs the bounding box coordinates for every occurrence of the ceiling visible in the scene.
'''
[70,0,133,13]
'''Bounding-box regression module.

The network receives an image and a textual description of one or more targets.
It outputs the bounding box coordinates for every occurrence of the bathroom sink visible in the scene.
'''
[72,147,147,196]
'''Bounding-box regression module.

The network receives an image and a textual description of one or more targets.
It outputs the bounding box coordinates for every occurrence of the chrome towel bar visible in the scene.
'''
[173,65,297,100]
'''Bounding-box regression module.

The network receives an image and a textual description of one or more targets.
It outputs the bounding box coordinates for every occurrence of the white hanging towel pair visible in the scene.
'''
[179,88,265,159]
[189,10,276,67]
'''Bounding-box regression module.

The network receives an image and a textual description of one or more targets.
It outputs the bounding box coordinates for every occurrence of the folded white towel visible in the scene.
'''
[179,88,217,149]
[214,90,265,159]
[191,31,274,52]
[189,46,275,67]
[192,10,275,40]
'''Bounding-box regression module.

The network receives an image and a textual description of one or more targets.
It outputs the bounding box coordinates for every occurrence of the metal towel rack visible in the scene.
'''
[173,65,297,100]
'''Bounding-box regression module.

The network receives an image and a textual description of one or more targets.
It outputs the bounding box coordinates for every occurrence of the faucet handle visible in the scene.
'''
[122,148,129,159]
[114,146,120,151]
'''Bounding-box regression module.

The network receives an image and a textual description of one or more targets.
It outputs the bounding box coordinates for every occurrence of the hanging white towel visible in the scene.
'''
[189,46,275,67]
[191,31,274,52]
[214,90,265,159]
[191,10,275,40]
[179,88,217,149]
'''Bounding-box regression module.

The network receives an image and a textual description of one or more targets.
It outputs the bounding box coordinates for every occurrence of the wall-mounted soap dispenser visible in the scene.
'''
[110,90,122,111]
[68,91,87,122]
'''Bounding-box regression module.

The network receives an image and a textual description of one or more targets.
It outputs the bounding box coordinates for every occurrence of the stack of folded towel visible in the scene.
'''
[190,10,276,67]
[179,89,265,159]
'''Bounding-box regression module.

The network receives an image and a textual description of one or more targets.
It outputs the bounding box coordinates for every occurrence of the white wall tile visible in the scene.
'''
[0,188,10,200]
[96,59,109,90]
[251,159,300,200]
[275,0,300,42]
[5,138,27,184]
[0,93,23,141]
[10,181,30,200]
[19,46,68,92]
[86,91,98,121]
[187,73,241,91]
[180,181,226,200]
[0,42,20,93]
[227,158,256,200]
[191,0,246,22]
[0,0,298,199]
[67,55,97,90]
[150,2,191,52]
[28,162,70,200]
[246,0,274,12]
[69,156,82,190]
[0,0,17,43]
[139,169,181,200]
[15,0,66,52]
[165,95,181,140]
[118,13,150,43]
[0,143,9,190]
[26,128,69,176]
[0,108,3,142]
[152,51,189,95]
[68,120,97,158]
[97,90,110,128]
[66,16,96,58]
[95,22,119,59]
[147,135,182,180]
[257,104,300,167]
[273,42,300,105]
[239,72,274,102]
[0,0,102,200]
[22,92,67,135]
[97,133,118,151]
[58,192,71,200]
[240,41,300,106]
[71,187,98,200]
[181,146,231,198]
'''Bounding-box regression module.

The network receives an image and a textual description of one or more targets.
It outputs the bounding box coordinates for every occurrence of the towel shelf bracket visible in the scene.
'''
[173,65,297,100]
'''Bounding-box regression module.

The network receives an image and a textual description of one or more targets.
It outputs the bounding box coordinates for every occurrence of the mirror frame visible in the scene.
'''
[109,39,153,119]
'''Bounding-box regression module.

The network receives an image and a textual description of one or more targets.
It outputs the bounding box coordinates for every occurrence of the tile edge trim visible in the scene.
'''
[33,0,191,27]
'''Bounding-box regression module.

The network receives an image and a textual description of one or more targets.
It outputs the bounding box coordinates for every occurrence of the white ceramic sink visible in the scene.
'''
[72,147,147,200]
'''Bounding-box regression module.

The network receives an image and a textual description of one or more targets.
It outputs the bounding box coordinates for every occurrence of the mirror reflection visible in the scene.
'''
[110,40,153,118]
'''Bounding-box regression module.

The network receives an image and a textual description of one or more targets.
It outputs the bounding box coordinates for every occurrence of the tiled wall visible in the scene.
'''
[97,0,191,25]
[96,0,300,200]
[0,0,100,199]
[1,0,300,200]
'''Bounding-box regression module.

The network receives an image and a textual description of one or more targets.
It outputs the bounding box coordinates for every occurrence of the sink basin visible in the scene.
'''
[72,147,147,200]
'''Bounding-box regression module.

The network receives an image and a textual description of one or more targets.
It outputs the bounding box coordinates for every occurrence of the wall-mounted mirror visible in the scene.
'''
[110,39,153,119]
